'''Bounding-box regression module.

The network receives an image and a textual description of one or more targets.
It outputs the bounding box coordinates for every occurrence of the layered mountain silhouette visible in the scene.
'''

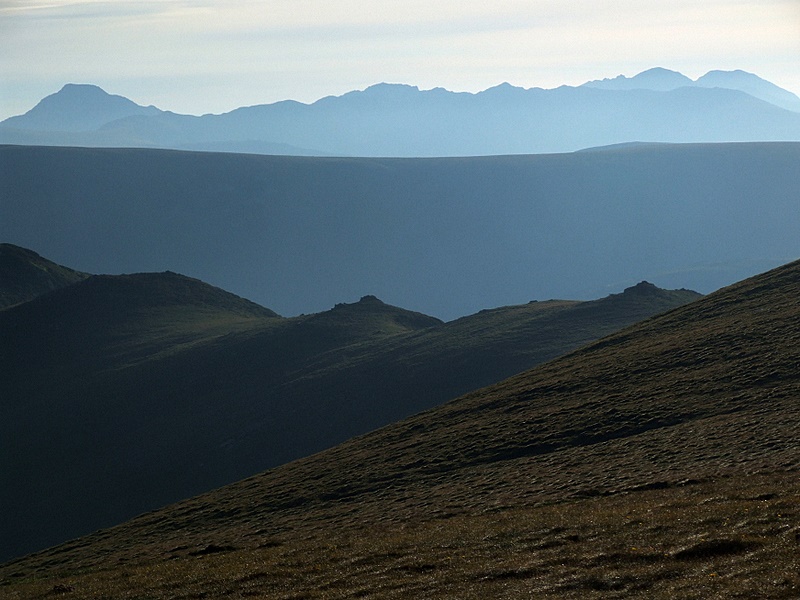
[1,68,799,155]
[2,143,797,320]
[2,256,797,598]
[0,246,699,563]
[582,67,800,112]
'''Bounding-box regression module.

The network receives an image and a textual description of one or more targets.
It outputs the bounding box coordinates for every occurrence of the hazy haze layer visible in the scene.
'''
[1,143,797,320]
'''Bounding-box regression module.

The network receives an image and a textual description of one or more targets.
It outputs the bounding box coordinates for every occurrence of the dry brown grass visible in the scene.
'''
[3,472,798,599]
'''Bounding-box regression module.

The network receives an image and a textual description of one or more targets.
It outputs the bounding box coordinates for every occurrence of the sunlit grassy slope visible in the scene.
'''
[0,249,698,564]
[2,259,798,598]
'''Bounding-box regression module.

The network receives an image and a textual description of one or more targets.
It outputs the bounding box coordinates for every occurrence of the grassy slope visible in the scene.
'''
[0,276,441,563]
[0,271,286,561]
[0,243,88,308]
[0,251,698,564]
[291,282,701,407]
[2,259,797,598]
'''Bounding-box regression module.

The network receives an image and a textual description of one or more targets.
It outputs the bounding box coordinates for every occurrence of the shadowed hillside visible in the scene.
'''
[0,249,698,563]
[2,259,797,598]
[0,243,88,308]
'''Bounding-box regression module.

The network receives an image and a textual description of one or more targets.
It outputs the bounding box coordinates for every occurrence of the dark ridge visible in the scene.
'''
[73,272,280,318]
[309,294,443,337]
[5,257,800,595]
[3,256,793,584]
[0,247,699,564]
[623,280,659,294]
[0,243,88,308]
[8,270,280,321]
[12,263,800,560]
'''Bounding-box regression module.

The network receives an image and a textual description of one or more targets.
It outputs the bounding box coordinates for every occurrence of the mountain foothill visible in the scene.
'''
[1,242,799,599]
[0,243,700,564]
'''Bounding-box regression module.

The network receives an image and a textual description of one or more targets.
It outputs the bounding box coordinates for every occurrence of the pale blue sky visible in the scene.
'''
[1,0,799,119]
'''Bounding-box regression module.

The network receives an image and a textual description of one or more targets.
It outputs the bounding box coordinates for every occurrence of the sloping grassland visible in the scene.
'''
[2,261,798,598]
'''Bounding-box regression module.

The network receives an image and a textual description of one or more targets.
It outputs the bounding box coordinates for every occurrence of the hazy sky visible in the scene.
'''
[1,0,799,120]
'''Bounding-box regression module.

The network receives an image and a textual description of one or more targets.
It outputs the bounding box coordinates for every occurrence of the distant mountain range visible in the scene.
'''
[0,244,699,562]
[1,68,799,156]
[1,143,797,320]
[2,250,798,598]
[582,67,800,112]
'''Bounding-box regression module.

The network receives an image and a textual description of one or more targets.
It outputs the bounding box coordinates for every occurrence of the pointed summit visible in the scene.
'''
[1,83,162,132]
[319,294,442,337]
[623,280,660,295]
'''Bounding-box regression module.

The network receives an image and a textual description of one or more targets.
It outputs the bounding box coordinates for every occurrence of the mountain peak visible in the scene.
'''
[579,67,800,112]
[623,280,659,294]
[636,66,688,78]
[695,70,800,112]
[58,83,112,96]
[3,67,800,152]
[319,295,442,337]
[1,83,162,132]
[357,294,384,304]
[583,67,693,91]
[362,83,420,96]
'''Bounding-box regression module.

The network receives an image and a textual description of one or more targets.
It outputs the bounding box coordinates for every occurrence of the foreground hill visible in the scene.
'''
[1,69,799,155]
[2,259,797,598]
[0,243,88,308]
[0,249,698,563]
[2,142,798,319]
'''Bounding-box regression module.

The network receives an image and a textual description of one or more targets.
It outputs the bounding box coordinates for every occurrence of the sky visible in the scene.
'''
[1,0,799,120]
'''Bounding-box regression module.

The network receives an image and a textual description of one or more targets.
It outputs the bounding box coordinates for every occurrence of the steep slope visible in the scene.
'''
[2,259,797,598]
[0,248,698,563]
[0,271,283,562]
[0,279,441,563]
[2,143,798,320]
[0,243,88,308]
